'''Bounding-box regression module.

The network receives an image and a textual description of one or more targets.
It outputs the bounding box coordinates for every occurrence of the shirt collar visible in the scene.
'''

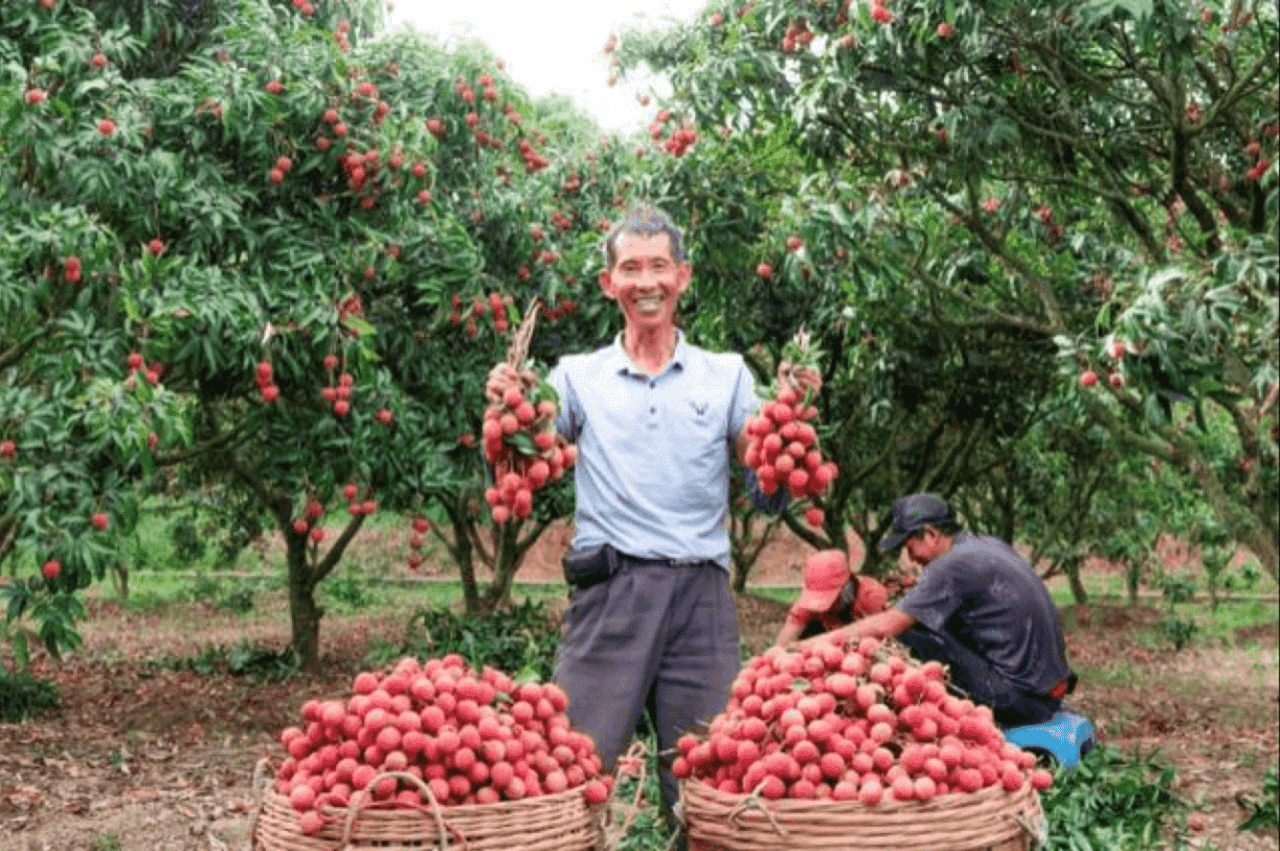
[609,329,687,377]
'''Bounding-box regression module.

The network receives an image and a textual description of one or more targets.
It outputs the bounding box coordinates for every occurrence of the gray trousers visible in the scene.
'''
[896,624,1060,727]
[554,559,740,826]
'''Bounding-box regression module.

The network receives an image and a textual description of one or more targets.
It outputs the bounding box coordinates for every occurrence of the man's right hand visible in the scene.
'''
[485,363,521,403]
[777,360,823,400]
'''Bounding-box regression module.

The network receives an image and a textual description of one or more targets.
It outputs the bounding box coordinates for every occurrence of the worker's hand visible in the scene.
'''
[777,360,822,400]
[485,363,521,403]
[796,624,857,652]
[772,620,803,650]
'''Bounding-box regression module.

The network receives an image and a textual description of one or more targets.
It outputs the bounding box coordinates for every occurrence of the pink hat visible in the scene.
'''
[795,550,849,613]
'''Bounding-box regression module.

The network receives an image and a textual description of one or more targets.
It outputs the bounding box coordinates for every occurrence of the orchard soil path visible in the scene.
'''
[1,524,1276,851]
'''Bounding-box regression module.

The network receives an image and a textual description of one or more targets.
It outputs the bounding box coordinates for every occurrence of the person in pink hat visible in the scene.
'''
[772,549,894,646]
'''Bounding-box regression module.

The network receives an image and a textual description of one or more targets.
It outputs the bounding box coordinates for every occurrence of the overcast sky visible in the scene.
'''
[384,0,711,134]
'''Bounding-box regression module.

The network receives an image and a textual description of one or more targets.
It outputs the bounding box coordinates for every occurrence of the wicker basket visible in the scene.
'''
[682,778,1045,851]
[252,770,602,851]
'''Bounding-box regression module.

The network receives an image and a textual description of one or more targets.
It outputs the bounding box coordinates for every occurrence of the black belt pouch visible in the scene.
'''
[563,543,620,590]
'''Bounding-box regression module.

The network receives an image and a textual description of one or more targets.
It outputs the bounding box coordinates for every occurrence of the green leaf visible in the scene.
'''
[507,431,538,457]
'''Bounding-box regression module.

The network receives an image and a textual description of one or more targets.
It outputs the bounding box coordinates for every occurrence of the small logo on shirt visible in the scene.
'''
[688,399,708,416]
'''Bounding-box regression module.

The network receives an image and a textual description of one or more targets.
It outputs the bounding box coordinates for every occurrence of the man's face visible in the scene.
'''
[601,232,690,332]
[903,527,946,566]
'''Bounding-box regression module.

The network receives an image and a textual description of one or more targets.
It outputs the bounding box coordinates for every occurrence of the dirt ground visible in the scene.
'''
[1,524,1277,851]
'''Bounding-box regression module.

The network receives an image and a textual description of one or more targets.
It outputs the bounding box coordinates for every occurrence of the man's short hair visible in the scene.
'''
[602,205,687,269]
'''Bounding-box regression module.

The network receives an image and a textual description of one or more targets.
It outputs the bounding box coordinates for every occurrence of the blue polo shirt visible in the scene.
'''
[550,332,758,569]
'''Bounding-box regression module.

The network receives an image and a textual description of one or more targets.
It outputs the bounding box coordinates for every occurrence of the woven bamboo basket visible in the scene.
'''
[682,777,1045,851]
[252,770,602,851]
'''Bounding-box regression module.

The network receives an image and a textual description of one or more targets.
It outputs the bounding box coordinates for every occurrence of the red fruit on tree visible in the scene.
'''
[756,262,772,279]
[91,52,108,69]
[265,80,284,95]
[91,512,109,531]
[1079,370,1098,387]
[786,235,803,251]
[293,519,309,534]
[41,560,60,580]
[147,238,164,255]
[0,439,15,461]
[936,21,956,38]
[97,118,116,136]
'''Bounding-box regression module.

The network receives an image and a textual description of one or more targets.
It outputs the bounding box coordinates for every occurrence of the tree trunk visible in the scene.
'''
[1189,454,1279,582]
[1067,561,1089,605]
[442,497,481,614]
[112,560,129,601]
[285,531,322,674]
[482,518,548,612]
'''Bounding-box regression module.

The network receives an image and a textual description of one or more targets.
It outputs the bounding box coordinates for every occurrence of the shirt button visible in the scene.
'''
[650,407,656,414]
[649,380,656,388]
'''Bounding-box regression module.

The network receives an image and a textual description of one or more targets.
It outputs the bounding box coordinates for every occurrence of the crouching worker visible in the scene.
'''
[807,493,1077,727]
[772,549,893,646]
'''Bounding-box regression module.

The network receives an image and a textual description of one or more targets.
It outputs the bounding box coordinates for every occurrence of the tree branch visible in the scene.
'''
[0,329,49,372]
[313,512,368,585]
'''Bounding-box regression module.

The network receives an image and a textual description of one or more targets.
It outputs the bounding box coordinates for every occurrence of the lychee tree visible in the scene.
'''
[612,0,1278,578]
[0,0,647,672]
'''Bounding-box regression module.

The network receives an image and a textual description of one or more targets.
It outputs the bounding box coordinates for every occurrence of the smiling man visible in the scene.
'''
[515,205,785,833]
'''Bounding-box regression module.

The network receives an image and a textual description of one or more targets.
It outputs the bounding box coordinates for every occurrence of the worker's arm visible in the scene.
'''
[773,604,816,648]
[805,608,916,648]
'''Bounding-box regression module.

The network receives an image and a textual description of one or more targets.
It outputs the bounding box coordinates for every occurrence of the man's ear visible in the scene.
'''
[597,269,614,299]
[674,261,692,294]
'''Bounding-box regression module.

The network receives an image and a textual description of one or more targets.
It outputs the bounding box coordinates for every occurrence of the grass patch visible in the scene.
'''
[382,597,562,681]
[91,834,122,851]
[1041,743,1193,850]
[145,641,300,682]
[0,669,60,721]
[744,585,795,605]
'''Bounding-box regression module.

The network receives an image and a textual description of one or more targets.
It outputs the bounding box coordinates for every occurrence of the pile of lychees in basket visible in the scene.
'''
[672,635,1053,803]
[273,655,612,835]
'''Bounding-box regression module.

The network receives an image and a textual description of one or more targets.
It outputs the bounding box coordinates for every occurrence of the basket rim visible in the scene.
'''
[260,779,596,819]
[681,775,1039,812]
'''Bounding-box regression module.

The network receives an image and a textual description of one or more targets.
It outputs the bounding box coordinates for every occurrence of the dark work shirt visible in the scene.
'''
[896,531,1070,694]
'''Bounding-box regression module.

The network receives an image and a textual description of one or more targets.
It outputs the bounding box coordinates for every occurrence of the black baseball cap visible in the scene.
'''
[877,493,955,552]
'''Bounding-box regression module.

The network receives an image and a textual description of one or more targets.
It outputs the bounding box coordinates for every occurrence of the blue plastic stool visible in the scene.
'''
[1002,705,1097,769]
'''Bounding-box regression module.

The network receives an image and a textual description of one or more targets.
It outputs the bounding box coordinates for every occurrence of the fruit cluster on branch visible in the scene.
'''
[481,376,576,524]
